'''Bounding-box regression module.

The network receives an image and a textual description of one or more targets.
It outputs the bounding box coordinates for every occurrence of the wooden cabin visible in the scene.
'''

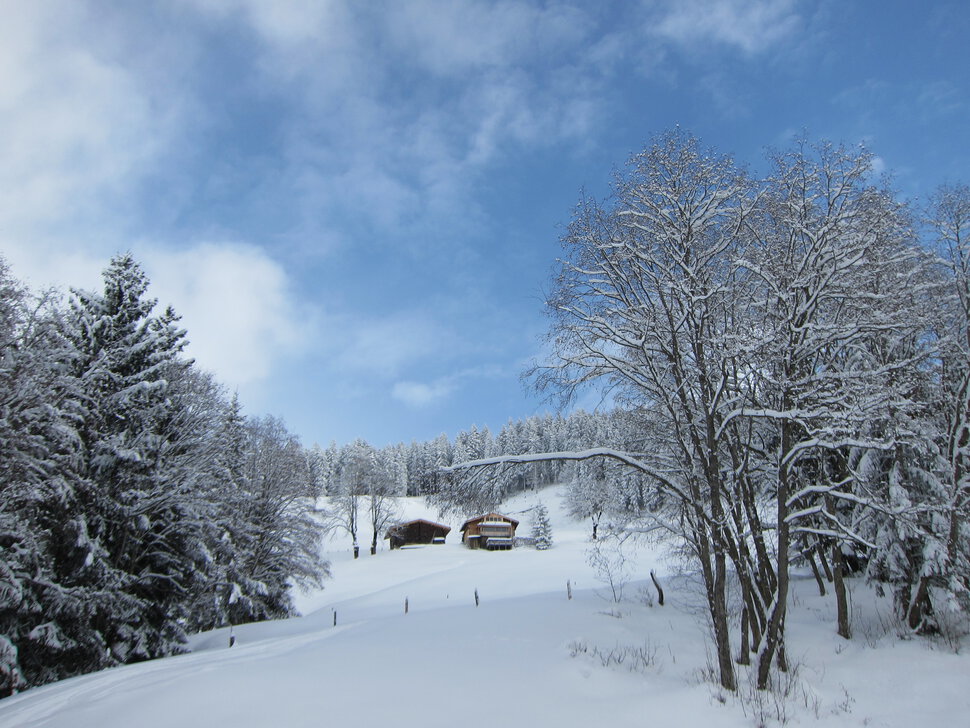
[460,513,519,550]
[385,519,451,549]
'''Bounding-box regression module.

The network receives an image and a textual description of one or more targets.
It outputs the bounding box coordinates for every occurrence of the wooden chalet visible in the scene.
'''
[385,519,451,549]
[460,513,519,550]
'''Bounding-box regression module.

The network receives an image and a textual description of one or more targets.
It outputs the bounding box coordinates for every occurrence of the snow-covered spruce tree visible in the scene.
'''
[432,425,510,517]
[65,253,206,665]
[0,260,48,695]
[566,463,610,542]
[0,259,119,694]
[531,503,553,550]
[303,443,329,502]
[0,253,330,691]
[182,391,327,630]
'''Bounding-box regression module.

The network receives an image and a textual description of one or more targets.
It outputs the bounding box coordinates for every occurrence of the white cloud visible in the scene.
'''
[144,243,308,386]
[182,0,342,43]
[647,0,800,55]
[181,0,357,89]
[391,380,456,408]
[0,238,104,296]
[0,2,184,243]
[0,237,309,389]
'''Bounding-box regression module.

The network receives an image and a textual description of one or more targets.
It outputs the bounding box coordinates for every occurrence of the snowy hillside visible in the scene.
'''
[0,485,967,728]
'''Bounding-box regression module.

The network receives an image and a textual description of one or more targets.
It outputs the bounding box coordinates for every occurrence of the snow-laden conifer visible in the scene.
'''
[531,502,553,550]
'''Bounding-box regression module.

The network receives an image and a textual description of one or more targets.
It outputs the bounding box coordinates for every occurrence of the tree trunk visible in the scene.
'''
[806,545,826,596]
[776,616,788,672]
[757,423,792,690]
[712,549,736,691]
[816,540,834,582]
[833,543,851,639]
[737,608,750,665]
[693,513,736,691]
[906,576,934,633]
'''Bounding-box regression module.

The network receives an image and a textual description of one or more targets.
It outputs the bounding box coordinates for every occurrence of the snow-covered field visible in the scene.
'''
[1,486,967,727]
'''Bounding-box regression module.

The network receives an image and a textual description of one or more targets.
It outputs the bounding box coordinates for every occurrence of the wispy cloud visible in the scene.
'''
[916,80,966,121]
[326,311,459,380]
[379,0,589,77]
[391,380,456,408]
[391,364,509,409]
[175,0,606,258]
[645,0,801,55]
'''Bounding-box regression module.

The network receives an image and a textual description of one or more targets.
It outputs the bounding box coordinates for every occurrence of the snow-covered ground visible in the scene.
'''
[1,485,967,727]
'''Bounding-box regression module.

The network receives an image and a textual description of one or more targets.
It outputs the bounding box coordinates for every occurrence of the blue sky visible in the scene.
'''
[2,0,968,448]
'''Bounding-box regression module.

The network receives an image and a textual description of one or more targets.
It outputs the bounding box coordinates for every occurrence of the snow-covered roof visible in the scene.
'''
[460,512,520,530]
[385,519,452,538]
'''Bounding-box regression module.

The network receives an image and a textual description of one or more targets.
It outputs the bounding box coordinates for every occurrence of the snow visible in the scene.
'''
[0,485,967,727]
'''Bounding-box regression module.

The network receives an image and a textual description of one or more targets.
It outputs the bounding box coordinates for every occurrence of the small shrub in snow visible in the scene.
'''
[929,606,970,654]
[696,657,848,726]
[568,640,659,673]
[636,584,655,608]
[587,540,630,603]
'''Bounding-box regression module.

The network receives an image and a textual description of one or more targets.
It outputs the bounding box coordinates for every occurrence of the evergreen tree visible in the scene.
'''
[66,253,203,664]
[0,260,103,694]
[531,503,553,550]
[0,253,331,692]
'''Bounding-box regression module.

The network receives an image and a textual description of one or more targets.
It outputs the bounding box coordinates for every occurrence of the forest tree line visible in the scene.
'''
[312,409,630,555]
